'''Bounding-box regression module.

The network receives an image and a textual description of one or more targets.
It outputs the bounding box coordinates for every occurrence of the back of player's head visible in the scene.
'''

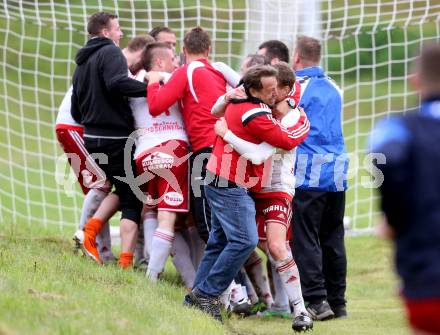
[183,26,211,55]
[149,26,175,40]
[258,40,290,64]
[242,65,278,91]
[142,42,173,71]
[87,12,118,37]
[417,42,440,91]
[246,54,269,68]
[295,35,321,64]
[272,62,295,89]
[126,34,155,52]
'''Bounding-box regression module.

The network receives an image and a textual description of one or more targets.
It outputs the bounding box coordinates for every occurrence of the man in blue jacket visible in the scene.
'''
[290,35,349,320]
[369,43,440,334]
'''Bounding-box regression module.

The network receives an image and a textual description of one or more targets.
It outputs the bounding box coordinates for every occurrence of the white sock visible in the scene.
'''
[143,211,158,262]
[230,281,247,304]
[146,227,174,282]
[245,251,273,306]
[271,262,290,309]
[79,189,106,230]
[220,281,234,310]
[134,221,145,266]
[274,255,306,316]
[172,231,196,289]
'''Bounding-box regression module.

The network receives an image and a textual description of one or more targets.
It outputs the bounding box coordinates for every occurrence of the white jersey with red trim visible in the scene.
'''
[55,86,83,130]
[130,70,188,159]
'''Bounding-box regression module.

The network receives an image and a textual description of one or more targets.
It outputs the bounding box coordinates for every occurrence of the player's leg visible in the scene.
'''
[146,140,190,281]
[291,190,334,321]
[189,148,212,243]
[146,210,177,281]
[56,128,114,260]
[172,230,196,291]
[320,191,347,318]
[265,197,313,332]
[245,250,273,308]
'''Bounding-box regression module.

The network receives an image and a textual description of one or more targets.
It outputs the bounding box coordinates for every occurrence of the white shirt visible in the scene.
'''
[55,86,82,128]
[130,70,188,159]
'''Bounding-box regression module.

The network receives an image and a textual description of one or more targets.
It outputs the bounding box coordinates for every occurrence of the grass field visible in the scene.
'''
[0,223,408,335]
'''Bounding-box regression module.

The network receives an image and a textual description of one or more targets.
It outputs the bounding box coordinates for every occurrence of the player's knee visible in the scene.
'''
[268,240,286,260]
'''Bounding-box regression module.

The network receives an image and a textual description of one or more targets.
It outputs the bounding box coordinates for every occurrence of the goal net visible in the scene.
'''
[0,0,438,233]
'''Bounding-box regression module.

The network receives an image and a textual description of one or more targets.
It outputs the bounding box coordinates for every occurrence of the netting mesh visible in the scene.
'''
[0,0,439,232]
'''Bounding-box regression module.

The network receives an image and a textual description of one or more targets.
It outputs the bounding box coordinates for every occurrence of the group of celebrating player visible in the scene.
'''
[56,11,348,333]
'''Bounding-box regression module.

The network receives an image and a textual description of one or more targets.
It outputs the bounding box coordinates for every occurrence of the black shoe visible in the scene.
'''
[331,304,347,318]
[306,300,334,321]
[184,291,223,322]
[292,312,313,332]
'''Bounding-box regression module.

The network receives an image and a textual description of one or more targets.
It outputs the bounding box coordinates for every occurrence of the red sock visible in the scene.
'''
[118,252,133,269]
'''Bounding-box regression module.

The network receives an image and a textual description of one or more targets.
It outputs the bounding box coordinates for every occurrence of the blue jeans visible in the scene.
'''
[193,185,258,297]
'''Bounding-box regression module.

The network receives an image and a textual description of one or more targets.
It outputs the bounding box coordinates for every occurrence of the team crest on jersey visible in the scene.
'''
[142,151,174,170]
[164,192,184,206]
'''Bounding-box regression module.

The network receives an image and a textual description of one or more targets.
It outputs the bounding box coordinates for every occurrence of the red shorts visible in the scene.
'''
[56,127,108,194]
[135,139,189,213]
[255,196,292,241]
[405,298,440,334]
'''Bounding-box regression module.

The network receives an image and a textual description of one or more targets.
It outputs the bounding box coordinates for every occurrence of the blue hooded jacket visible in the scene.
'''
[294,66,349,192]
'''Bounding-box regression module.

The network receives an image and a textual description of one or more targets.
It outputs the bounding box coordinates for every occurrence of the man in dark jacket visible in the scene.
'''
[71,12,147,268]
[370,43,440,335]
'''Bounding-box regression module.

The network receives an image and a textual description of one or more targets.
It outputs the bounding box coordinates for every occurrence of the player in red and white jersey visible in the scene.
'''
[57,35,153,264]
[146,27,240,243]
[130,42,191,282]
[213,63,313,331]
[187,65,309,322]
[56,86,116,262]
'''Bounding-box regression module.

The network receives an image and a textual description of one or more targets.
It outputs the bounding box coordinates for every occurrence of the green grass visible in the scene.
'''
[0,223,408,335]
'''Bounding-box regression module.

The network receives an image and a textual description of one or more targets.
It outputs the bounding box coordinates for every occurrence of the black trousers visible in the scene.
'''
[84,136,142,224]
[189,147,212,243]
[291,190,347,307]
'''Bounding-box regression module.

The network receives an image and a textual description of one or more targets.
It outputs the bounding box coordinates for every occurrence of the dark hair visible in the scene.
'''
[295,35,321,64]
[126,34,155,52]
[183,26,211,54]
[141,42,172,71]
[258,40,290,63]
[87,12,118,36]
[242,65,278,93]
[272,62,295,89]
[418,42,440,88]
[246,54,269,67]
[149,26,175,40]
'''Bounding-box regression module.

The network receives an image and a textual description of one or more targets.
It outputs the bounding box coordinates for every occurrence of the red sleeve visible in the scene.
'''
[246,113,310,151]
[147,68,187,116]
[287,80,301,108]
